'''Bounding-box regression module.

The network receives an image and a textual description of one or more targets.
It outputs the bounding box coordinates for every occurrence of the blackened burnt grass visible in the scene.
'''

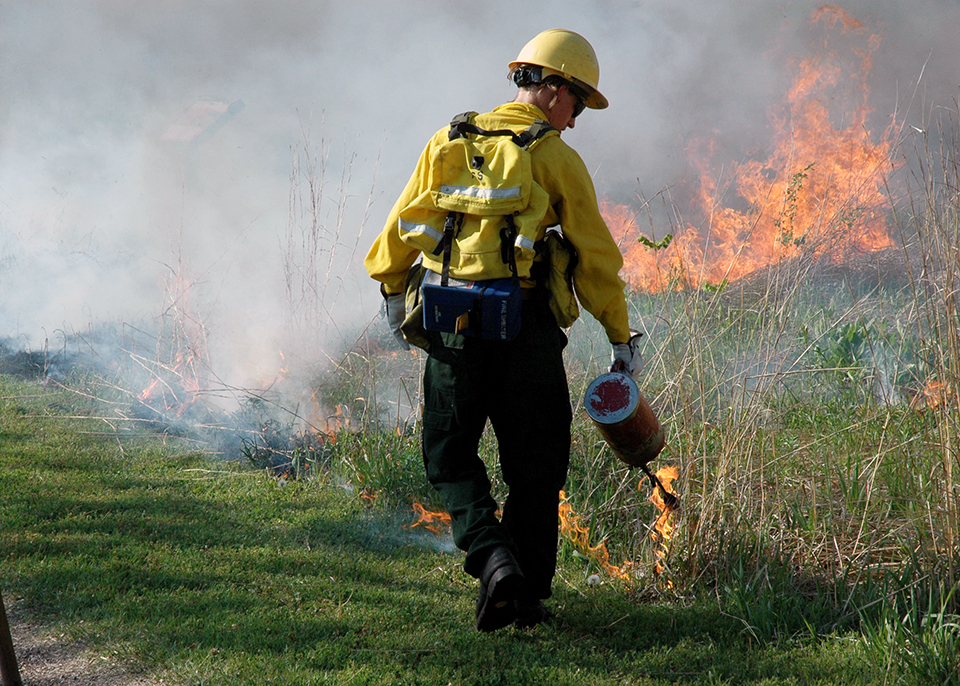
[0,374,885,686]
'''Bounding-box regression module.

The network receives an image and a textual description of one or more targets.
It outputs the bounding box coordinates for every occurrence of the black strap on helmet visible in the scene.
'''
[512,65,543,88]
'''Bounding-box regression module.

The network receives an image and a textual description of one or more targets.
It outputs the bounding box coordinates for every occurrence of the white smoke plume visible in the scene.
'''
[2,0,958,394]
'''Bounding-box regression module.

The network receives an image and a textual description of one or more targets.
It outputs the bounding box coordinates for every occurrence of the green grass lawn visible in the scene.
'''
[0,376,891,684]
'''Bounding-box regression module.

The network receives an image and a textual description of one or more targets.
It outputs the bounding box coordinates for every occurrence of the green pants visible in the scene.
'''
[421,294,572,600]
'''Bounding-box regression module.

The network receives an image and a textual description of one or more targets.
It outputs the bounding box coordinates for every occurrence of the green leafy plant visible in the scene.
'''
[638,233,673,251]
[774,163,815,246]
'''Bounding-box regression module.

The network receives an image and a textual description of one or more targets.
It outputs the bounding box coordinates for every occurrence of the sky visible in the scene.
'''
[2,0,958,391]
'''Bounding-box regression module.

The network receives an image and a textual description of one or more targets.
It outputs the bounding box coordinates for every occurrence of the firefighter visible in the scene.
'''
[365,29,639,631]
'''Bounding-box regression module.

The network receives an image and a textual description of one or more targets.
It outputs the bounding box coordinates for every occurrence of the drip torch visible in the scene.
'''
[584,359,677,508]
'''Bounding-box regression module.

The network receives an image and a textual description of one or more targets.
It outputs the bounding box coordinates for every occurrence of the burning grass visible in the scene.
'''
[3,9,959,681]
[3,155,959,686]
[310,80,960,674]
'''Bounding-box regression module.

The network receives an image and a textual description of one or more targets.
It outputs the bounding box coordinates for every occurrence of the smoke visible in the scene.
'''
[2,0,958,394]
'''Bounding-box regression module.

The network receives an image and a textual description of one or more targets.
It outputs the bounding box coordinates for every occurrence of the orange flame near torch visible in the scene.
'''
[410,486,678,585]
[558,491,633,580]
[647,466,679,584]
[613,7,895,291]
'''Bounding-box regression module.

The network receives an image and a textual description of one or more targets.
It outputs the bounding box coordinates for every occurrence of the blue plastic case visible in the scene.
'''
[422,277,521,341]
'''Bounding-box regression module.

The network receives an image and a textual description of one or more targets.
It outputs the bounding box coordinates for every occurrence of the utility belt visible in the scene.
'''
[398,218,575,351]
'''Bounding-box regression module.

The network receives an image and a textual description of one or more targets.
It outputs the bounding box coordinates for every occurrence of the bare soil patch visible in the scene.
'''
[6,601,165,686]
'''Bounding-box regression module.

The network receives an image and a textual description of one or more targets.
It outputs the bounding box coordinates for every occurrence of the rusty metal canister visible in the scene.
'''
[584,372,665,468]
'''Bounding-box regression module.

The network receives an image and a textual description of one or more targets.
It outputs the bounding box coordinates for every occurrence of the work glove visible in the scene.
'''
[381,286,409,350]
[610,330,644,378]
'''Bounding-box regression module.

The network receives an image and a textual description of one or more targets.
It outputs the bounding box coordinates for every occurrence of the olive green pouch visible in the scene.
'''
[542,229,579,328]
[399,263,431,352]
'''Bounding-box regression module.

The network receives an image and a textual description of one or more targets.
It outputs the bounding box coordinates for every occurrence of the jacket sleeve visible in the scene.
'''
[533,138,631,344]
[363,134,441,295]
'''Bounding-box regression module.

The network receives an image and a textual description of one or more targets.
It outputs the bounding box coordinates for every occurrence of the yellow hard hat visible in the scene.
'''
[508,29,608,110]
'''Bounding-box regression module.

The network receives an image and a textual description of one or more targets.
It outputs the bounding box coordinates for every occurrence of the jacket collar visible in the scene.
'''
[491,101,549,122]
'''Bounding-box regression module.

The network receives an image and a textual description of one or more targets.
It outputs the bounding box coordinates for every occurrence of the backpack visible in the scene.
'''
[396,112,559,340]
[397,112,558,283]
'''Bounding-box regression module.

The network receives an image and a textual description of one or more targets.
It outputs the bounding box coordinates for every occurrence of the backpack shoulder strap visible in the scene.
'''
[448,112,529,147]
[515,119,558,149]
[447,112,557,150]
[450,111,477,126]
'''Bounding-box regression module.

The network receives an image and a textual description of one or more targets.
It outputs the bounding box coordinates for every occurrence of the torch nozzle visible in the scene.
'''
[641,464,679,508]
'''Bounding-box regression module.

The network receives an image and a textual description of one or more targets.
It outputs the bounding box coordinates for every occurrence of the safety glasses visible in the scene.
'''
[569,85,588,119]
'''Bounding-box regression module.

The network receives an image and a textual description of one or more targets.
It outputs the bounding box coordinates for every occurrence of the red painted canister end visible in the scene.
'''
[585,372,665,468]
[585,372,640,425]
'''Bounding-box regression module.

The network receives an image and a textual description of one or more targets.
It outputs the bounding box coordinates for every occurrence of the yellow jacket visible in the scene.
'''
[364,102,630,344]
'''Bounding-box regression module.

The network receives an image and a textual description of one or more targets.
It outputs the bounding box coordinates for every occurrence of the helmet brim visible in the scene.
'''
[508,62,608,110]
[570,76,608,110]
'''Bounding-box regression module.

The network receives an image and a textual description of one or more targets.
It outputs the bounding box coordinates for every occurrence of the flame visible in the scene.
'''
[135,344,204,418]
[134,260,208,417]
[408,502,452,535]
[647,466,680,584]
[923,380,945,409]
[307,386,349,440]
[137,378,160,402]
[615,8,895,291]
[813,4,863,32]
[558,490,633,580]
[407,488,679,584]
[921,380,956,410]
